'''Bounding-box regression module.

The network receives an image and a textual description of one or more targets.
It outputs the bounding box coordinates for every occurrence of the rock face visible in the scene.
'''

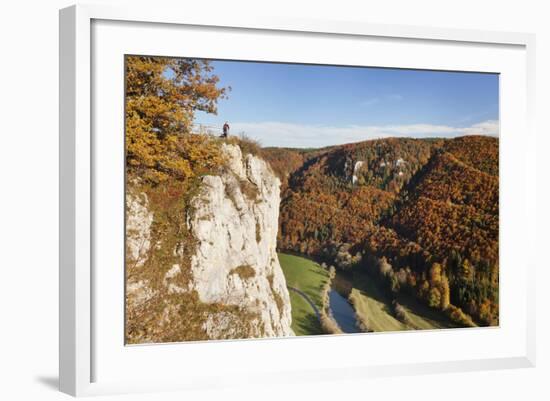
[188,144,292,338]
[125,191,156,315]
[126,191,153,268]
[352,161,364,185]
[126,144,293,341]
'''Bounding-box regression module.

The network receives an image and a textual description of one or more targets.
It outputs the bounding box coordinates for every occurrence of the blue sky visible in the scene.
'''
[193,60,499,148]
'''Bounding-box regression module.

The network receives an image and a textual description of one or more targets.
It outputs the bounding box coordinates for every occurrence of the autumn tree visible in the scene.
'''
[460,259,474,282]
[378,257,393,276]
[428,287,441,308]
[429,263,443,285]
[125,56,229,182]
[440,274,451,310]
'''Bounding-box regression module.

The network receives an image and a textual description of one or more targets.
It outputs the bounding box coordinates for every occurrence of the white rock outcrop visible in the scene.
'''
[126,192,153,267]
[352,160,364,185]
[188,144,293,338]
[125,191,155,313]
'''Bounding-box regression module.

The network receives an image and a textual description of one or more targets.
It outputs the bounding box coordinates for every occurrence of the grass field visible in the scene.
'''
[349,275,409,332]
[278,253,329,336]
[350,273,455,332]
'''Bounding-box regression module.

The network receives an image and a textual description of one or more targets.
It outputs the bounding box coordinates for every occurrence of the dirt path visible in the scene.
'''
[287,286,321,320]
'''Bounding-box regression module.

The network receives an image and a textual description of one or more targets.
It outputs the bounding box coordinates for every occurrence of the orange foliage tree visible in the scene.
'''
[125,56,229,182]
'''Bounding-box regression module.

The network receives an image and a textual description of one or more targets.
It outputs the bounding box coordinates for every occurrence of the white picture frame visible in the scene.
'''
[59,4,536,397]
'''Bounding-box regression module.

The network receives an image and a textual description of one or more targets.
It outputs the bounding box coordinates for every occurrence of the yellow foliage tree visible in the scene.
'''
[429,262,442,286]
[428,263,450,310]
[125,56,229,182]
[428,287,441,309]
[439,274,450,310]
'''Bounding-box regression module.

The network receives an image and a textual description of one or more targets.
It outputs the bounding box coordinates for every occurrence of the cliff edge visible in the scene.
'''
[126,143,293,342]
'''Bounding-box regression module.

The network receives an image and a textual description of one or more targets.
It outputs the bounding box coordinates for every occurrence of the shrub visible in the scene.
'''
[226,134,263,159]
[239,179,260,201]
[378,257,393,276]
[393,302,407,321]
[229,265,256,280]
[446,305,477,327]
[320,313,343,335]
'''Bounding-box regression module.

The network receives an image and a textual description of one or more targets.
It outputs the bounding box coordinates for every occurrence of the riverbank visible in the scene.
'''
[278,252,356,335]
[278,253,328,336]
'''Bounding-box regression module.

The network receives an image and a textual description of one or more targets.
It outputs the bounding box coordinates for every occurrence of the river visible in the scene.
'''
[279,251,361,334]
[328,270,360,333]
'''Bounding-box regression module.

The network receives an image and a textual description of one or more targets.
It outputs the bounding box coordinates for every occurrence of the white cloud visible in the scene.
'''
[360,94,403,108]
[461,120,499,136]
[387,94,404,101]
[360,98,380,107]
[230,120,499,148]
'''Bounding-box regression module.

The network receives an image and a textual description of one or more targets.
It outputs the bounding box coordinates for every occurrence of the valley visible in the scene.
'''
[278,252,455,335]
[269,135,499,334]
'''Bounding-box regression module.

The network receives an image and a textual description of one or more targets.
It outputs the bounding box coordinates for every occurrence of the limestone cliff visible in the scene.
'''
[126,143,293,342]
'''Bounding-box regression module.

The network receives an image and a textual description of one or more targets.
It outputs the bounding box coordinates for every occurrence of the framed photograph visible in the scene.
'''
[59,4,536,396]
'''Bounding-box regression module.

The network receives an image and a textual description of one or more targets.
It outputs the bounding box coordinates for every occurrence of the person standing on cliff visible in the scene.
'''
[221,121,230,138]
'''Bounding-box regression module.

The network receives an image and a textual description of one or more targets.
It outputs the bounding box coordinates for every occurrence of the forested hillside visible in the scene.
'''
[274,136,499,327]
